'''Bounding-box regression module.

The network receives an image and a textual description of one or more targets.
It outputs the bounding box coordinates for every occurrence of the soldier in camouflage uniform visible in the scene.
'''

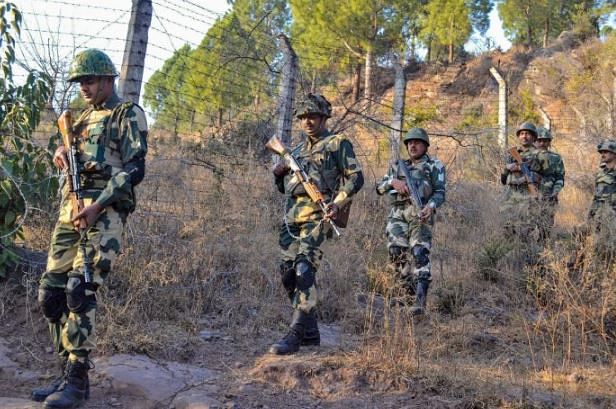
[533,127,565,242]
[376,128,446,316]
[270,94,363,354]
[33,49,148,409]
[500,122,544,245]
[588,140,616,222]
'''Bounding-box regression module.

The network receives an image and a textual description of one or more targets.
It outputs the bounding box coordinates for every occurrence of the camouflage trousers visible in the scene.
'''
[386,204,433,289]
[39,196,123,362]
[500,190,543,261]
[279,219,330,313]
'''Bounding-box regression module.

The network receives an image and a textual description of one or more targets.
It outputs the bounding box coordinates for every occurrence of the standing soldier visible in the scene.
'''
[534,127,565,242]
[500,122,543,243]
[588,140,616,222]
[376,128,446,316]
[32,49,148,409]
[270,93,364,355]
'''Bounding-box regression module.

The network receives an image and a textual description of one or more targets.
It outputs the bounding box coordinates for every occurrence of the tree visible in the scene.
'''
[421,0,472,63]
[182,12,261,128]
[143,44,192,134]
[0,2,55,276]
[290,0,410,101]
[499,0,615,48]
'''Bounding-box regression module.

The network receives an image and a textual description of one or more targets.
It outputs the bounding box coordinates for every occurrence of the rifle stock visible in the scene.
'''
[58,110,87,230]
[266,136,341,236]
[508,147,538,196]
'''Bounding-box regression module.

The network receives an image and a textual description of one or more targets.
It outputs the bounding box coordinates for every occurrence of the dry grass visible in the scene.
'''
[12,124,615,407]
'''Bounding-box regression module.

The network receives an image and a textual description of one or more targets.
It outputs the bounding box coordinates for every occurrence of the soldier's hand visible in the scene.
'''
[506,163,520,172]
[418,205,434,223]
[391,179,409,195]
[53,146,69,170]
[325,203,339,220]
[273,162,290,177]
[72,202,103,228]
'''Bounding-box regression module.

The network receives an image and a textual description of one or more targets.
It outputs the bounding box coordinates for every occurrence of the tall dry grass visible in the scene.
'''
[14,130,615,406]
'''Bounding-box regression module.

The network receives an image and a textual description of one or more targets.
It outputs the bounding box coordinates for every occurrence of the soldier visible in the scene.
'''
[500,122,543,243]
[588,139,616,222]
[534,127,565,241]
[270,93,364,355]
[376,128,446,316]
[33,49,148,408]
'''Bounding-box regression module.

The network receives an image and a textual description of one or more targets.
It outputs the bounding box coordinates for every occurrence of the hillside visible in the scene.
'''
[2,34,615,409]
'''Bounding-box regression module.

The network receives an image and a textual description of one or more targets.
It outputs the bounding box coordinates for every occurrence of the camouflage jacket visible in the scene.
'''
[500,146,542,191]
[72,91,148,214]
[275,130,364,224]
[589,164,616,219]
[376,154,446,210]
[535,149,565,199]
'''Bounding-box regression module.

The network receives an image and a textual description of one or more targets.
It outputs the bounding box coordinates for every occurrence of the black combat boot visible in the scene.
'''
[300,309,320,346]
[410,280,430,316]
[43,359,89,409]
[269,309,307,355]
[32,356,68,402]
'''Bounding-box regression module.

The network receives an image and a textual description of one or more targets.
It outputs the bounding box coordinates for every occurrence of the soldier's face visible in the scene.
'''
[406,140,427,160]
[78,76,113,105]
[599,150,616,165]
[300,114,326,137]
[517,130,535,147]
[535,139,550,150]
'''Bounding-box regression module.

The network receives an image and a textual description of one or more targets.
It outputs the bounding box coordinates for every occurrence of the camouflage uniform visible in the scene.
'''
[275,129,363,313]
[588,142,616,221]
[534,129,565,241]
[500,145,544,240]
[376,154,446,293]
[38,50,148,367]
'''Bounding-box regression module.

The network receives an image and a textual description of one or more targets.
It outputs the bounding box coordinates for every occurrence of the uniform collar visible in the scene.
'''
[409,153,430,165]
[306,129,331,146]
[92,90,122,110]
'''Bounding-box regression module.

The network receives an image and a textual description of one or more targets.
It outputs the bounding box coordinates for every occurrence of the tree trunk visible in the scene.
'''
[389,60,406,167]
[217,108,223,128]
[525,6,533,48]
[543,17,549,48]
[448,16,454,64]
[352,63,361,103]
[364,48,373,102]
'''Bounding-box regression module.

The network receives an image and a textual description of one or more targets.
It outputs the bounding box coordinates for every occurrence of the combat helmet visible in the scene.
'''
[516,122,538,138]
[536,127,552,140]
[403,127,430,146]
[294,93,332,118]
[597,140,616,154]
[68,49,118,82]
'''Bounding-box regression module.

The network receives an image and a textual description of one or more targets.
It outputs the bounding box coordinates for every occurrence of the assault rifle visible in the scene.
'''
[58,110,94,283]
[508,147,539,196]
[266,136,341,237]
[397,159,424,211]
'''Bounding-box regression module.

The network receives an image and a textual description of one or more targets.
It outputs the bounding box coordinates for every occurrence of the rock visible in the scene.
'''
[96,354,218,404]
[199,330,221,341]
[319,324,341,347]
[0,397,39,409]
[171,387,222,409]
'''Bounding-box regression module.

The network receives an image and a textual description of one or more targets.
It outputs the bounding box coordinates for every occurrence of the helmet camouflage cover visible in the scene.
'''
[536,127,552,140]
[294,93,332,118]
[597,139,616,154]
[68,49,118,82]
[403,127,430,146]
[516,121,538,138]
